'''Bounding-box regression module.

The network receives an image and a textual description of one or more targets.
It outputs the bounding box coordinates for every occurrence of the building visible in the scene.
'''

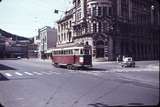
[56,0,160,61]
[57,9,74,47]
[0,34,5,58]
[28,43,38,58]
[35,26,57,59]
[0,29,31,58]
[111,0,160,60]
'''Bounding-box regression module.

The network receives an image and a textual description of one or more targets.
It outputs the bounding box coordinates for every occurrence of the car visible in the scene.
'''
[121,57,135,67]
[17,56,21,59]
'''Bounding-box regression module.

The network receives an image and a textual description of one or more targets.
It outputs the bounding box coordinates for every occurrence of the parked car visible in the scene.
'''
[17,56,21,59]
[121,57,135,67]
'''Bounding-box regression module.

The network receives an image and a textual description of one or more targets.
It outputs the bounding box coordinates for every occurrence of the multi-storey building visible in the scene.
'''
[36,26,57,59]
[111,0,160,60]
[57,9,74,47]
[57,0,160,61]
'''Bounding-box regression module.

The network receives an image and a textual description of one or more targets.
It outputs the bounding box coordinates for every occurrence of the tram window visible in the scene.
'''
[74,49,79,55]
[80,49,83,54]
[70,50,73,54]
[65,50,68,55]
[66,50,69,54]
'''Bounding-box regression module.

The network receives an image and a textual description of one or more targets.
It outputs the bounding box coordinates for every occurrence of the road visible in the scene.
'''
[0,59,159,107]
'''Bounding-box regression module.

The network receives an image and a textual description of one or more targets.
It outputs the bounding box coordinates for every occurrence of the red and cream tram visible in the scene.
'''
[51,43,92,69]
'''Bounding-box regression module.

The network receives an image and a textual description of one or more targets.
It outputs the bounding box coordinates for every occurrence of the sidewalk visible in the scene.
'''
[94,61,159,72]
[23,58,52,63]
[22,58,159,72]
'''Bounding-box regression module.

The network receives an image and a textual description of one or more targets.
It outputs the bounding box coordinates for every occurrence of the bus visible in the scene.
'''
[51,43,92,69]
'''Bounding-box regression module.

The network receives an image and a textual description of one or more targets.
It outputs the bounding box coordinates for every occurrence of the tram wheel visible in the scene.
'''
[71,66,78,70]
[54,63,59,68]
[67,65,71,70]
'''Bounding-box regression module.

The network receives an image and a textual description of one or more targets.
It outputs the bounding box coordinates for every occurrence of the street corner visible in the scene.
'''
[0,73,9,81]
[0,64,16,70]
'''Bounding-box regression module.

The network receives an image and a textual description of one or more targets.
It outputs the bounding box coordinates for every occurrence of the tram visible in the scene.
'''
[51,43,92,69]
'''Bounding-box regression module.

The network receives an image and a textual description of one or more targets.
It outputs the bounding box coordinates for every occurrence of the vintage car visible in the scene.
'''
[121,57,135,67]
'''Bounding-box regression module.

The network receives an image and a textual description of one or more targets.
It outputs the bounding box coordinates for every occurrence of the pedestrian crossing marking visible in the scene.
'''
[2,71,62,78]
[5,73,12,77]
[24,72,33,75]
[15,72,23,76]
[42,72,53,75]
[33,72,42,75]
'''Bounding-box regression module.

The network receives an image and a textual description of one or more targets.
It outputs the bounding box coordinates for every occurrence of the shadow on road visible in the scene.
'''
[88,103,110,107]
[0,73,9,81]
[0,103,4,107]
[83,67,106,71]
[56,65,106,71]
[0,64,16,70]
[88,102,144,107]
[0,104,4,107]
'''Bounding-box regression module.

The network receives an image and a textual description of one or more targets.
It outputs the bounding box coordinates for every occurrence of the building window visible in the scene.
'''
[69,21,72,27]
[92,7,96,16]
[64,33,66,41]
[77,0,80,6]
[61,34,63,41]
[103,7,107,17]
[109,7,112,16]
[93,23,97,33]
[98,22,102,32]
[88,23,91,33]
[87,8,91,16]
[98,7,102,16]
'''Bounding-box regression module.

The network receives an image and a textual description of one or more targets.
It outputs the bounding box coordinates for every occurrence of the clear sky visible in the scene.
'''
[0,0,72,38]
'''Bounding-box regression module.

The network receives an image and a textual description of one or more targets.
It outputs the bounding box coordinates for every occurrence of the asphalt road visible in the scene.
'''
[0,59,159,107]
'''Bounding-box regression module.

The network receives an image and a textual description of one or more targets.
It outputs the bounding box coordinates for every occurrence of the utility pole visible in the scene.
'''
[42,38,45,60]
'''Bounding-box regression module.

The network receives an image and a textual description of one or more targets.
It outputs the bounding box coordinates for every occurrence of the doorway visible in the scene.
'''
[96,40,104,58]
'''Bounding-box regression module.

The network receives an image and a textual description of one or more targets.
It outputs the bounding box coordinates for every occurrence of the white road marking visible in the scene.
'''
[5,73,12,77]
[53,72,61,74]
[15,98,24,100]
[15,72,23,76]
[42,72,53,75]
[24,72,33,75]
[33,72,42,75]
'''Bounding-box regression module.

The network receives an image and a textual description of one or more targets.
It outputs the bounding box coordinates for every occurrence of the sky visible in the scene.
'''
[0,0,72,38]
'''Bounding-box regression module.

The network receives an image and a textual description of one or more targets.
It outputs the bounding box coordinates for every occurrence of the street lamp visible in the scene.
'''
[54,9,65,14]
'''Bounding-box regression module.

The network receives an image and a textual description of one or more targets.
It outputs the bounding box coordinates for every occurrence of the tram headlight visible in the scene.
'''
[79,57,84,63]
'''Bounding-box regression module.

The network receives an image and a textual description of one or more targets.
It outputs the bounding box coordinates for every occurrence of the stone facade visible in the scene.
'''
[35,26,57,59]
[57,0,160,61]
